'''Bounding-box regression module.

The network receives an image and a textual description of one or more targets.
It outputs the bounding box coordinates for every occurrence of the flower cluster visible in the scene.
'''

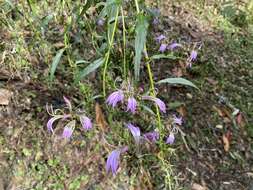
[46,96,93,139]
[106,83,167,114]
[154,34,199,67]
[105,115,183,175]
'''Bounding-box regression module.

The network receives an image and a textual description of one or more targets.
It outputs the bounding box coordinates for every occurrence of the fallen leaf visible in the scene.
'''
[236,112,246,127]
[95,102,108,131]
[176,105,187,117]
[222,133,230,152]
[172,67,183,77]
[0,88,12,105]
[192,183,207,190]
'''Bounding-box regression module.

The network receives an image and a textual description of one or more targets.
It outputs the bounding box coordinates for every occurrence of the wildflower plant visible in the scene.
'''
[46,0,199,185]
[46,96,93,139]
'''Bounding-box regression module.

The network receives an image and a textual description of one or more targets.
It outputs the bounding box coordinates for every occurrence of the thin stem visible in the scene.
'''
[121,6,127,79]
[134,0,140,13]
[103,7,120,97]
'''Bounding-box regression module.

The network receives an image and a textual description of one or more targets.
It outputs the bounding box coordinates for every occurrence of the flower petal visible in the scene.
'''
[126,123,141,144]
[126,97,137,114]
[166,133,175,144]
[46,115,64,133]
[80,115,92,130]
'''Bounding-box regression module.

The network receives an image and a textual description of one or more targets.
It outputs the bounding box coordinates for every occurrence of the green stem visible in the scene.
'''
[134,0,163,139]
[121,6,127,79]
[103,7,119,97]
[134,0,140,13]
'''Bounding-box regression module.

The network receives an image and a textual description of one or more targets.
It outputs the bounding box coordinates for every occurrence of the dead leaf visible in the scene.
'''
[95,102,108,131]
[172,67,183,77]
[222,133,230,152]
[0,88,12,105]
[236,112,246,127]
[176,105,187,117]
[192,183,207,190]
[212,106,231,120]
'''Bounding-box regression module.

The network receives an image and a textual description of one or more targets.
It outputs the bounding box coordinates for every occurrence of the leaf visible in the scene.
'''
[95,103,108,131]
[151,54,178,60]
[105,0,120,42]
[77,58,104,80]
[49,48,65,81]
[157,77,199,90]
[134,14,149,81]
[168,101,183,109]
[222,134,230,152]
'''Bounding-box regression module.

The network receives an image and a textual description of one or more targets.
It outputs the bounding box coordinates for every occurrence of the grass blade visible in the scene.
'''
[50,48,65,81]
[77,57,104,80]
[157,77,199,90]
[134,14,148,81]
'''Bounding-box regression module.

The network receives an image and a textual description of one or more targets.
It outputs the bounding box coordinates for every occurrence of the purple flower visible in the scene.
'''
[62,126,74,139]
[144,131,159,143]
[155,35,166,43]
[106,147,128,176]
[168,43,182,50]
[154,98,166,113]
[159,44,167,53]
[189,50,197,62]
[106,90,124,108]
[62,120,75,139]
[166,133,175,144]
[126,97,137,114]
[126,123,141,144]
[142,96,166,113]
[152,18,159,25]
[97,18,105,26]
[47,115,64,133]
[63,96,72,110]
[173,115,182,125]
[80,115,92,130]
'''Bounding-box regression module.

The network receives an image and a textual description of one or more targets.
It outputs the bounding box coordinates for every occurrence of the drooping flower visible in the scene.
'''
[62,120,75,139]
[155,35,166,43]
[47,115,64,133]
[188,50,197,62]
[106,90,124,108]
[142,96,166,113]
[126,97,137,114]
[63,96,72,110]
[166,133,175,144]
[106,147,128,176]
[159,44,167,53]
[153,98,166,113]
[168,42,182,50]
[80,115,92,130]
[144,131,159,143]
[173,114,182,126]
[126,123,141,144]
[62,126,74,139]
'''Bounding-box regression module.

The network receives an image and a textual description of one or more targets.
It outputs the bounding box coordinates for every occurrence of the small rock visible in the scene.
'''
[186,93,193,99]
[0,88,12,105]
[192,183,207,190]
[216,124,223,129]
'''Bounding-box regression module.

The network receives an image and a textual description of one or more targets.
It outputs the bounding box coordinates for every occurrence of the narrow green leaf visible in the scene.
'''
[134,14,149,81]
[50,48,65,81]
[151,54,178,60]
[78,58,104,80]
[157,77,199,90]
